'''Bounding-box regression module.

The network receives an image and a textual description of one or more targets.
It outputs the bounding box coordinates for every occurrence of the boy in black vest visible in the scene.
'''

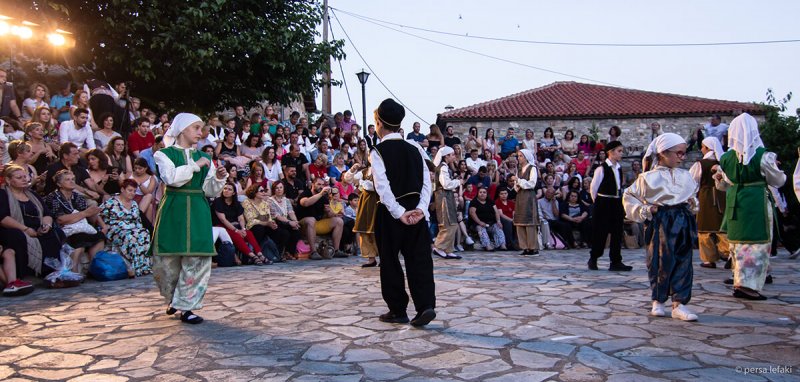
[588,141,633,271]
[370,98,436,327]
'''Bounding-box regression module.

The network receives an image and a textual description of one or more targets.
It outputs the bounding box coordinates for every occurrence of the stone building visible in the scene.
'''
[437,82,764,156]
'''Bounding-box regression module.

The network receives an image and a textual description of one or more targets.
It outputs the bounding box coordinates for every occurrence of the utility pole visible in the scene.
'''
[321,0,332,114]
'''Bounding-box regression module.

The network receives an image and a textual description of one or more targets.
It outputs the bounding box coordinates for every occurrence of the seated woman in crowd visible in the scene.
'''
[7,141,46,191]
[201,145,219,167]
[481,128,498,156]
[577,134,593,155]
[246,161,268,192]
[334,168,356,200]
[273,135,288,160]
[561,176,583,201]
[243,184,289,265]
[328,153,349,183]
[71,90,97,130]
[86,148,114,202]
[543,162,562,188]
[561,130,578,157]
[105,136,133,180]
[486,160,501,186]
[215,130,250,171]
[241,134,264,162]
[268,181,302,260]
[454,160,470,183]
[623,160,643,189]
[0,165,65,277]
[561,162,583,184]
[499,155,518,180]
[580,177,593,209]
[25,122,58,175]
[130,158,157,223]
[426,124,443,151]
[590,150,607,174]
[305,152,329,182]
[464,126,480,153]
[22,82,49,122]
[100,179,152,277]
[571,150,591,178]
[353,139,369,167]
[522,129,536,151]
[484,148,502,168]
[30,107,60,153]
[559,190,592,248]
[94,113,120,150]
[44,169,107,273]
[539,127,560,159]
[214,182,266,265]
[539,174,563,200]
[260,146,283,183]
[469,186,507,251]
[339,142,354,167]
[551,152,568,179]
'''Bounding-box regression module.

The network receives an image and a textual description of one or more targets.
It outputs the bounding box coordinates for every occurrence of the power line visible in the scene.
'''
[327,15,356,115]
[332,7,800,47]
[333,8,623,87]
[330,9,431,126]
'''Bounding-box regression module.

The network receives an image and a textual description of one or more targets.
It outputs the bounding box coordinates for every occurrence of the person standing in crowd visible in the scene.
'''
[22,82,50,122]
[514,149,540,256]
[406,122,426,145]
[443,125,461,148]
[498,128,519,159]
[0,69,22,119]
[713,113,785,300]
[624,133,699,321]
[370,98,436,327]
[689,137,729,268]
[152,113,228,324]
[432,146,462,259]
[588,141,632,271]
[50,80,73,124]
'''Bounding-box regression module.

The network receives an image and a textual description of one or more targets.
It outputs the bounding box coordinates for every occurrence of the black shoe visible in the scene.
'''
[410,308,436,327]
[166,307,177,315]
[724,258,732,269]
[700,262,716,269]
[180,311,204,324]
[379,312,410,324]
[765,275,773,284]
[724,278,733,285]
[531,250,540,257]
[361,261,378,268]
[733,289,767,300]
[519,250,529,256]
[587,259,598,271]
[609,263,633,272]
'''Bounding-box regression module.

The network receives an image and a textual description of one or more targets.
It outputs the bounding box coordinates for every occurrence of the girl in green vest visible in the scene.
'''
[152,113,228,324]
[713,113,786,300]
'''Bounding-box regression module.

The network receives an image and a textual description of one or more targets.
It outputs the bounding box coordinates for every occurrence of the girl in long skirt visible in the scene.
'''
[623,133,700,321]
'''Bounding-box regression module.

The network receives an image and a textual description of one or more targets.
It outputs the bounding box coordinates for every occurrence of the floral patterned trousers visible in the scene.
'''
[153,256,211,311]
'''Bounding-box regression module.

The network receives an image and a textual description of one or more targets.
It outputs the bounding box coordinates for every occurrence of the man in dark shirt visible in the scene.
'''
[280,166,306,206]
[281,143,309,183]
[297,177,345,260]
[232,105,247,138]
[44,142,98,199]
[0,69,21,119]
[443,125,461,148]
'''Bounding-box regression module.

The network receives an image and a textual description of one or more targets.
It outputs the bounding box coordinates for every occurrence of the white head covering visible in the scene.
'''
[728,113,763,165]
[163,113,203,147]
[519,149,535,166]
[642,132,686,170]
[701,136,725,161]
[432,146,454,167]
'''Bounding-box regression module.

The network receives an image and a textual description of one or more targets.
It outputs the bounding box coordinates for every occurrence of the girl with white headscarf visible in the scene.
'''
[623,133,700,321]
[713,113,785,300]
[151,113,228,324]
[432,146,462,259]
[688,136,730,268]
[514,149,540,256]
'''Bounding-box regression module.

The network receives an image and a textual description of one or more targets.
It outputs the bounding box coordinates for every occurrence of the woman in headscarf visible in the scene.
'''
[689,137,729,268]
[152,113,228,324]
[624,133,700,321]
[514,149,540,256]
[432,146,463,259]
[713,113,785,300]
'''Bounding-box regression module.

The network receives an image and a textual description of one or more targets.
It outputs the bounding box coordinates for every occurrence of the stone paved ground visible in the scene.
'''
[1,248,799,382]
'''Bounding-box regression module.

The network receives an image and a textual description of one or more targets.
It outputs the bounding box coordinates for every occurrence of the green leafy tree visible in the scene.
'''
[759,89,799,172]
[13,0,344,113]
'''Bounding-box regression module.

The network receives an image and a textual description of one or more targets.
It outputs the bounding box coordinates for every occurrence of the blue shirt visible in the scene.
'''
[139,147,157,173]
[50,93,73,123]
[467,174,491,189]
[499,136,519,154]
[406,131,425,142]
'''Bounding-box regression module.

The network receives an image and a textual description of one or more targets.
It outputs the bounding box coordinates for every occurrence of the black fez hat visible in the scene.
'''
[605,140,623,153]
[377,98,405,127]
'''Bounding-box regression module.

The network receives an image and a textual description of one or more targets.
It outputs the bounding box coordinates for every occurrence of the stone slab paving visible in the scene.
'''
[1,248,799,381]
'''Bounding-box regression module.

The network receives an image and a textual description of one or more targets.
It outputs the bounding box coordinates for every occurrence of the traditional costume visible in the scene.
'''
[715,113,785,300]
[514,149,540,255]
[152,113,227,324]
[346,159,379,267]
[432,146,461,259]
[688,137,729,267]
[370,99,436,327]
[588,141,631,270]
[624,133,699,321]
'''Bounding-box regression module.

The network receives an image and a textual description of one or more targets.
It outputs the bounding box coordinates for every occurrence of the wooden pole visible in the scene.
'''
[321,0,332,114]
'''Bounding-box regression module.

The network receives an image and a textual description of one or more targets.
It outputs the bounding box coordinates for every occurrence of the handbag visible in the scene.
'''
[61,210,98,237]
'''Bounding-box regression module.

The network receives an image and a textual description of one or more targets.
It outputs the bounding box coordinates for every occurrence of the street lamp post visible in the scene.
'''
[356,69,370,144]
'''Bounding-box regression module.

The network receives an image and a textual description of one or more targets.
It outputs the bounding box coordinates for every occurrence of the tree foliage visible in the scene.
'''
[758,89,799,173]
[15,0,344,113]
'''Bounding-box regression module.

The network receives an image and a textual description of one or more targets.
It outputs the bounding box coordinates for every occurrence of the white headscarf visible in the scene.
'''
[701,136,725,161]
[432,146,454,167]
[728,113,763,165]
[163,113,203,147]
[519,149,535,166]
[642,132,685,170]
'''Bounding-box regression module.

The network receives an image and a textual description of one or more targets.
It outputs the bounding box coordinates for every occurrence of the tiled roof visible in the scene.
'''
[439,82,763,121]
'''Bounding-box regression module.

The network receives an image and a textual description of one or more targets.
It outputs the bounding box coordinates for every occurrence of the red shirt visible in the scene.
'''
[309,163,328,180]
[495,198,515,218]
[128,131,155,156]
[571,158,591,176]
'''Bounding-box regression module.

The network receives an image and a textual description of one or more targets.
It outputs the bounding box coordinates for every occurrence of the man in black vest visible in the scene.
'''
[588,141,633,271]
[370,98,436,327]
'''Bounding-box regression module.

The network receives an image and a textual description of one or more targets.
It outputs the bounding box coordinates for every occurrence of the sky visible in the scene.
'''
[315,0,800,134]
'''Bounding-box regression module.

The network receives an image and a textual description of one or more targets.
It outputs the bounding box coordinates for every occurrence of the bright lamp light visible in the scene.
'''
[0,21,9,35]
[12,26,33,39]
[47,33,66,46]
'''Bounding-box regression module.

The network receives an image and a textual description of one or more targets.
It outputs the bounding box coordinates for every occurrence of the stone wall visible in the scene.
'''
[444,114,765,157]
